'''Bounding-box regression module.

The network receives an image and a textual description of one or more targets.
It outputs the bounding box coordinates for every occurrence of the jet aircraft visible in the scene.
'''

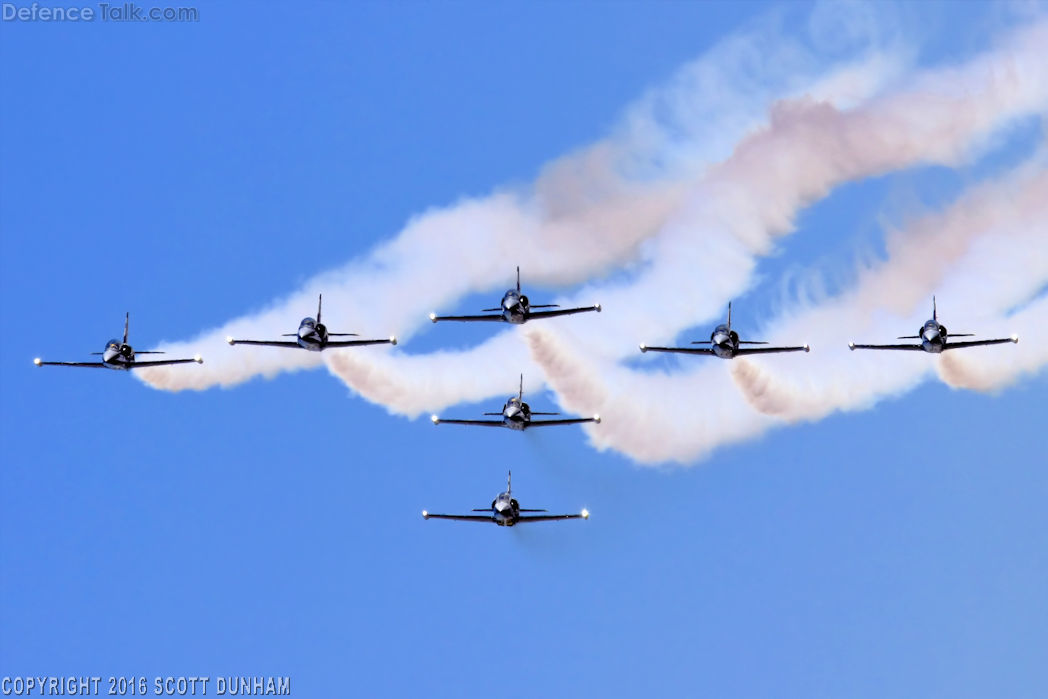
[848,297,1018,353]
[639,302,810,359]
[429,267,600,324]
[422,471,589,527]
[431,375,600,430]
[226,294,396,351]
[33,313,202,370]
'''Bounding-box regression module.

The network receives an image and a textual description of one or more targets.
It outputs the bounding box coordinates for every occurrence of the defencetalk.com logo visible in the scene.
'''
[2,2,199,22]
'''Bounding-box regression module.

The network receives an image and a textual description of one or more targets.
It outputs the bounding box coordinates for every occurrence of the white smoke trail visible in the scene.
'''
[137,11,1048,468]
[525,158,1047,463]
[937,295,1048,391]
[314,18,1048,417]
[136,15,905,395]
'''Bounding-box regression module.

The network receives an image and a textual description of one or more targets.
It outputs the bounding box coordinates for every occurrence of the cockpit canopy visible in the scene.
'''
[106,339,121,349]
[300,317,316,327]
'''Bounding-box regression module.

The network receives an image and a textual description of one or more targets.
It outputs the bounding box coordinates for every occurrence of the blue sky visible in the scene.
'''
[2,2,1046,697]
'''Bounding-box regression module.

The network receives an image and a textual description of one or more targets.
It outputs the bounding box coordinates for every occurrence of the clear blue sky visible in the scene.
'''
[2,2,1045,697]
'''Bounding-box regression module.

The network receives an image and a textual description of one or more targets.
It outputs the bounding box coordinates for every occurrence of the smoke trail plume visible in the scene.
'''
[137,9,1048,467]
[136,15,906,395]
[526,157,1047,463]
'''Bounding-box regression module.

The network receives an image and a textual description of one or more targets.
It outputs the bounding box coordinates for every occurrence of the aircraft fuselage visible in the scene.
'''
[500,290,530,324]
[502,396,533,430]
[492,491,521,526]
[295,317,329,351]
[101,340,137,370]
[918,319,948,353]
[710,325,741,359]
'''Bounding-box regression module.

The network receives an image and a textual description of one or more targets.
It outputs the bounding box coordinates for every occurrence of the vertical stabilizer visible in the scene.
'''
[932,296,937,322]
[727,302,732,332]
[516,266,521,294]
[507,470,512,495]
[317,294,323,324]
[123,312,130,345]
[519,373,524,402]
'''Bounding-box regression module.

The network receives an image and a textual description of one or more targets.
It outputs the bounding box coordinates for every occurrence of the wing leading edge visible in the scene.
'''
[326,337,397,348]
[421,512,493,523]
[943,337,1018,351]
[430,313,505,323]
[129,357,203,368]
[516,512,589,523]
[734,345,810,356]
[526,305,602,320]
[430,416,505,427]
[526,417,600,428]
[848,342,925,351]
[639,345,714,356]
[227,339,302,348]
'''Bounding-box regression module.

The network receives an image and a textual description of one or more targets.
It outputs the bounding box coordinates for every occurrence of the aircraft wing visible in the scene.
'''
[326,337,396,348]
[432,418,505,427]
[430,313,505,323]
[848,342,924,351]
[943,337,1018,351]
[422,512,494,523]
[527,417,599,428]
[734,345,810,356]
[228,339,302,348]
[33,360,106,368]
[130,358,202,368]
[527,305,601,320]
[516,513,588,523]
[639,345,715,355]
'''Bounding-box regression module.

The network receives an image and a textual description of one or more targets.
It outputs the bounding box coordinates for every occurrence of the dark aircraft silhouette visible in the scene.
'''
[430,374,600,430]
[429,267,600,324]
[33,313,202,370]
[849,297,1018,353]
[226,294,396,351]
[422,471,589,527]
[639,302,810,359]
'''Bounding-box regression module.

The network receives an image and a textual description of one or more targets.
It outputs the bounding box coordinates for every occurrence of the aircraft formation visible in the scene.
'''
[33,270,1019,528]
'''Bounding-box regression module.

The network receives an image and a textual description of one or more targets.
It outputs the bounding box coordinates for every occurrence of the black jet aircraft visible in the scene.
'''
[422,471,589,527]
[429,267,600,324]
[430,374,600,430]
[639,302,810,359]
[849,297,1018,353]
[226,294,396,351]
[33,313,203,371]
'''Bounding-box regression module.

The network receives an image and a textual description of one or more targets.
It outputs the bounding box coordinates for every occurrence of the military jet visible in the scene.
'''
[640,302,809,359]
[33,313,202,371]
[227,294,396,351]
[431,374,600,430]
[422,471,589,527]
[849,297,1018,353]
[429,267,600,324]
